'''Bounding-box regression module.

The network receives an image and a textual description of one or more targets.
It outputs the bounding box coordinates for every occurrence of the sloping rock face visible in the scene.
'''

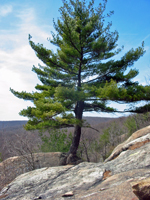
[0,152,66,191]
[105,125,150,162]
[1,125,150,200]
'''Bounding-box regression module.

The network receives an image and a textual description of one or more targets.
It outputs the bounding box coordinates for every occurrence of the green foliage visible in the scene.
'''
[40,129,72,152]
[98,123,116,160]
[100,128,110,145]
[124,116,137,136]
[0,152,2,162]
[124,113,150,136]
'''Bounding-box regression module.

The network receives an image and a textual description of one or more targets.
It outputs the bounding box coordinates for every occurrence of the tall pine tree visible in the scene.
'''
[11,0,150,164]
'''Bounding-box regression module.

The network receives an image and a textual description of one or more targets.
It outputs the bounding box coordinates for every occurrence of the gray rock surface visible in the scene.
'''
[1,125,150,199]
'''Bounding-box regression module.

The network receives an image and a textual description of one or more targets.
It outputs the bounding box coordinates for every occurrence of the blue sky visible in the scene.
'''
[0,0,150,120]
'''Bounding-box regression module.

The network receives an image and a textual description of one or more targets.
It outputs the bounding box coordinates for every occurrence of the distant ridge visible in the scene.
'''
[83,116,114,126]
[0,117,114,130]
[0,121,27,130]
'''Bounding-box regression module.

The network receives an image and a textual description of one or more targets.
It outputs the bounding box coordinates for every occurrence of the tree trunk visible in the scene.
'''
[69,124,82,155]
[66,101,84,164]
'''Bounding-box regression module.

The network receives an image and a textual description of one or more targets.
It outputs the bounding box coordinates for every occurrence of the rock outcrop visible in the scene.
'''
[131,177,150,200]
[0,152,66,191]
[1,125,150,199]
[105,125,150,162]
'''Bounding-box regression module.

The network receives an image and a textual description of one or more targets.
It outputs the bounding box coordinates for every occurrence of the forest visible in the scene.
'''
[1,113,150,163]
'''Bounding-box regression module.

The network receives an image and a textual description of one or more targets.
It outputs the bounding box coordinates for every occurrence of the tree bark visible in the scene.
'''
[66,101,84,164]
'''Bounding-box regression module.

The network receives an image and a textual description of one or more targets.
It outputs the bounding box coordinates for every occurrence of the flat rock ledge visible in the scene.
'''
[1,125,150,199]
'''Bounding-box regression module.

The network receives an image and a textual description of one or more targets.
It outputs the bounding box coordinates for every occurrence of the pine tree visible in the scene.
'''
[10,0,150,164]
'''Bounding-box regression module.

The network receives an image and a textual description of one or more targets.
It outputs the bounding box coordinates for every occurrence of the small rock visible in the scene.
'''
[102,170,112,180]
[34,196,42,199]
[99,188,107,191]
[62,191,74,197]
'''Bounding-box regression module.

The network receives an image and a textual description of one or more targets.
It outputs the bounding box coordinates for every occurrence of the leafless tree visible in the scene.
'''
[4,132,41,170]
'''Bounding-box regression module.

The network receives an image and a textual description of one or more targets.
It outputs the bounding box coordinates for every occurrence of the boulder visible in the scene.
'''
[1,125,150,199]
[131,177,150,200]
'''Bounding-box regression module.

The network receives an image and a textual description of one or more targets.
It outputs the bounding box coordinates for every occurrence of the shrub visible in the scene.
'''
[40,129,72,153]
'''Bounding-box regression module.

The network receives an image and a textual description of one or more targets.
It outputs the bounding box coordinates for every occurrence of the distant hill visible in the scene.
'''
[83,117,114,126]
[0,121,27,131]
[0,117,113,132]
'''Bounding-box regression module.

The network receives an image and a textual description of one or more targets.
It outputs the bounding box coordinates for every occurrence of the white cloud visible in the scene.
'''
[0,67,34,120]
[0,5,52,83]
[15,7,52,45]
[0,5,53,120]
[0,4,12,17]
